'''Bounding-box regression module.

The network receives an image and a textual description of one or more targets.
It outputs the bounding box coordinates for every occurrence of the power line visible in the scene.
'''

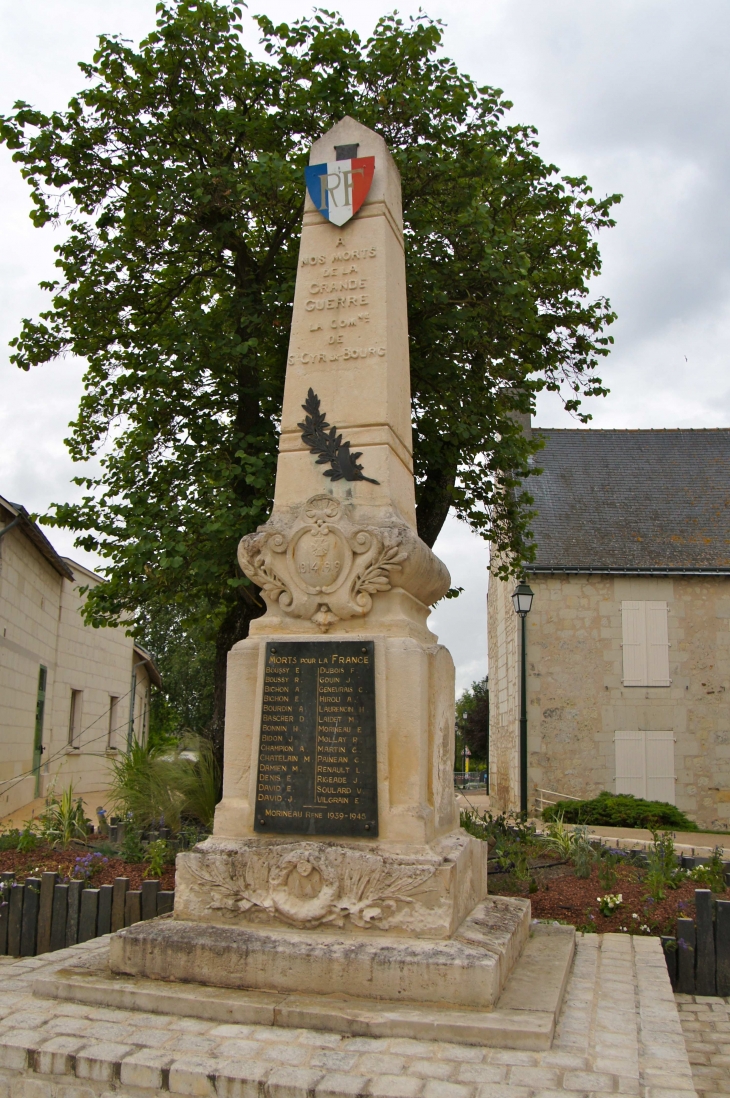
[0,685,136,806]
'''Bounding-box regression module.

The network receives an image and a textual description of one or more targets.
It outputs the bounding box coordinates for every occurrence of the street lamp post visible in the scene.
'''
[512,582,534,815]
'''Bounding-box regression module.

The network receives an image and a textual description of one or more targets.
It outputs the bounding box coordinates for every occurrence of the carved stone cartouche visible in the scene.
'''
[238,494,449,631]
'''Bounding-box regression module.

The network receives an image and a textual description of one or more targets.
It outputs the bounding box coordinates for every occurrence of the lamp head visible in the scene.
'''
[512,581,534,616]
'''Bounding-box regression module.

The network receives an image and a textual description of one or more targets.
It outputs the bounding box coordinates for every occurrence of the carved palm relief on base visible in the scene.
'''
[182,843,439,930]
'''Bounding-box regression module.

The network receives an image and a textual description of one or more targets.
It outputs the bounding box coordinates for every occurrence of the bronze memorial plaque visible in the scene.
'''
[254,640,378,836]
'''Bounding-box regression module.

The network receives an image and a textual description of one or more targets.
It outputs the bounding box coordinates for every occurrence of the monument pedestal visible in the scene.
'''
[172,832,487,939]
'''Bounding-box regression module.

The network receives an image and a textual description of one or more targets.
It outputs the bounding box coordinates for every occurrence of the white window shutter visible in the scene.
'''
[615,731,646,797]
[646,731,676,804]
[646,602,671,686]
[621,602,647,686]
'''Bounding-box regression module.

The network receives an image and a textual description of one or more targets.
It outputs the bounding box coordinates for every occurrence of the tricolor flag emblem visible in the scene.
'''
[305,156,375,227]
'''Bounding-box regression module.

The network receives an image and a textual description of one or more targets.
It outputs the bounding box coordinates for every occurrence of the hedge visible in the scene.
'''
[542,791,697,831]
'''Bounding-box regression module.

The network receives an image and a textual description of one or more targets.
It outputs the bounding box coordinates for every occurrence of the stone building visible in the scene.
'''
[0,495,160,819]
[488,426,730,830]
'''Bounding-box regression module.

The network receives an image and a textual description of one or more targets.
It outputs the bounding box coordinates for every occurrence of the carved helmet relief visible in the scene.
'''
[237,493,407,632]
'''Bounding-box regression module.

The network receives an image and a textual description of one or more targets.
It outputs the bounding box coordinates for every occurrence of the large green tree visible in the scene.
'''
[0,1,618,759]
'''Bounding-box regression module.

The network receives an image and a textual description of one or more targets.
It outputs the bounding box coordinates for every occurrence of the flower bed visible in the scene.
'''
[488,854,729,934]
[0,844,175,891]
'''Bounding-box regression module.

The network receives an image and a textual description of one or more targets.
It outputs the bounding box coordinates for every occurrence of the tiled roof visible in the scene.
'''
[527,429,730,572]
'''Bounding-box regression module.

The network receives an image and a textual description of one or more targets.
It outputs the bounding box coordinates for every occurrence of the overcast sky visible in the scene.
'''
[1,1,729,692]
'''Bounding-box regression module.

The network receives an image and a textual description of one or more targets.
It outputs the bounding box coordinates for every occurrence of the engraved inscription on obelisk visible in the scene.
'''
[254,640,377,836]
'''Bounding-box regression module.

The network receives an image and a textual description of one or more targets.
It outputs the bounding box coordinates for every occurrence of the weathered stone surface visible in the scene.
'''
[173,832,488,939]
[211,118,462,853]
[0,934,701,1098]
[238,494,448,636]
[109,897,529,1010]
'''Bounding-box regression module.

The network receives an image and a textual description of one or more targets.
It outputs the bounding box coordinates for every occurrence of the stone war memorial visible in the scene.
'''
[40,118,575,1049]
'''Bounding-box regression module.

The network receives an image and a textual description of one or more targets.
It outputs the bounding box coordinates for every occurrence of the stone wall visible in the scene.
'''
[0,524,63,814]
[0,525,151,818]
[488,570,730,830]
[487,570,519,810]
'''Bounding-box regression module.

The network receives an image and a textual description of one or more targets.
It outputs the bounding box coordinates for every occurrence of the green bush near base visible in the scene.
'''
[542,791,697,831]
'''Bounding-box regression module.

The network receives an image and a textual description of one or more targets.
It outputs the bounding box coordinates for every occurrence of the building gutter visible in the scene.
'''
[528,566,730,576]
[0,516,22,539]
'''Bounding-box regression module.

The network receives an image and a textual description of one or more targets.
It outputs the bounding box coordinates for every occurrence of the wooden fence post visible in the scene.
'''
[125,890,142,927]
[677,917,696,994]
[78,888,99,943]
[0,901,8,955]
[111,878,130,933]
[661,936,678,990]
[7,884,23,957]
[50,884,68,952]
[157,891,175,916]
[97,884,113,936]
[20,878,41,957]
[141,880,159,921]
[37,872,57,955]
[695,890,716,995]
[66,881,83,947]
[716,899,730,997]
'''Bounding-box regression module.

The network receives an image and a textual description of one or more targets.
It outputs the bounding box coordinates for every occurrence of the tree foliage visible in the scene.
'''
[455,676,489,764]
[0,1,618,749]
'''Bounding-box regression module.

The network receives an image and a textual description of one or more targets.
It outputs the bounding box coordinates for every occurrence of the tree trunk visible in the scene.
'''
[210,591,266,783]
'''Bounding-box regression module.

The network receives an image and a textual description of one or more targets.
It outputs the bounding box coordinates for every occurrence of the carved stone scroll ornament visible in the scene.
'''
[181,842,439,930]
[237,495,407,632]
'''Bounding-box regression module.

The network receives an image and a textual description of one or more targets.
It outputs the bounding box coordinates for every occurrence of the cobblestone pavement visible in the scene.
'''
[0,932,696,1098]
[677,995,730,1098]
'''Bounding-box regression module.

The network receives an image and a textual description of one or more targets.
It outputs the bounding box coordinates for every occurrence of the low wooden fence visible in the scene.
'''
[0,873,174,958]
[662,889,730,995]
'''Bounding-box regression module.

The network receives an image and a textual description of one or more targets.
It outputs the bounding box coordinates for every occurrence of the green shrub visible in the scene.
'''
[542,792,697,831]
[571,828,596,879]
[109,735,219,832]
[689,846,726,893]
[39,785,90,847]
[645,830,683,901]
[120,824,146,864]
[0,828,21,851]
[144,838,173,879]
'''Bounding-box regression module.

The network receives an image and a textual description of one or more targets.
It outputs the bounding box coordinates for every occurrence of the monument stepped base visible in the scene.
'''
[108,897,530,1012]
[34,921,575,1050]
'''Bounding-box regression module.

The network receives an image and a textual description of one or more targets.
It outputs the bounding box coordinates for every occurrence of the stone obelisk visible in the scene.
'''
[110,119,529,1017]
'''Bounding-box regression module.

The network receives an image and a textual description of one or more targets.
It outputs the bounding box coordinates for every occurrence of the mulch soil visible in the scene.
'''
[488,857,728,936]
[0,843,176,891]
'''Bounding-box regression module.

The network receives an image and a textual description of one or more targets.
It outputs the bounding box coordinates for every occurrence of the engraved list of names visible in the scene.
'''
[254,640,378,837]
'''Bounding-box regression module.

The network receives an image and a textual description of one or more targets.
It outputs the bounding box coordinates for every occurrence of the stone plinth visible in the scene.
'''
[110,896,529,1011]
[173,832,487,939]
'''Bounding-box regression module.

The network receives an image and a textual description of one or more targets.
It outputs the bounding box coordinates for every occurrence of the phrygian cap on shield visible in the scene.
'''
[305,143,375,227]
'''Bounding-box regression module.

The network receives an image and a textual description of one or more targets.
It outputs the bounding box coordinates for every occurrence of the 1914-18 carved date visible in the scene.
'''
[254,640,378,837]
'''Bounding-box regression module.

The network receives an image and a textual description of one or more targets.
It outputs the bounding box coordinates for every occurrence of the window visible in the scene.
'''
[68,690,82,747]
[621,601,671,686]
[107,696,119,751]
[615,731,675,803]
